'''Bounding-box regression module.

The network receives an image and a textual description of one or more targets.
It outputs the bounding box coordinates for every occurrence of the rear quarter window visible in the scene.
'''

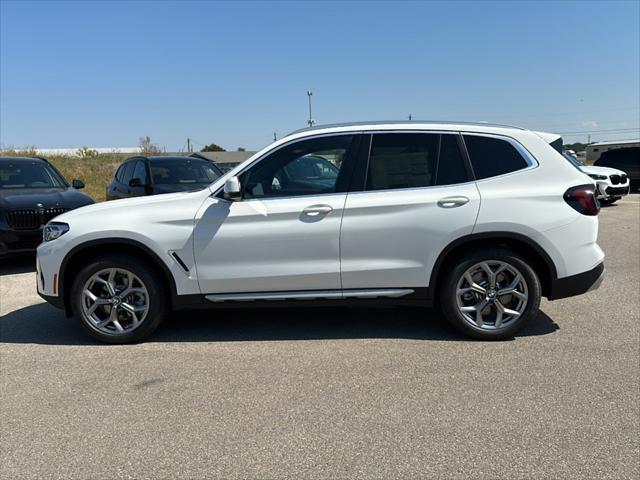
[463,135,529,180]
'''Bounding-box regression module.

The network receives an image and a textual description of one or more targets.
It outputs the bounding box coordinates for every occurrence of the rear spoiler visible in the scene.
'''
[535,131,563,153]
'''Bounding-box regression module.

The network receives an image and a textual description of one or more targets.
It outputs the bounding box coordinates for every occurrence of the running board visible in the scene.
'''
[205,289,415,303]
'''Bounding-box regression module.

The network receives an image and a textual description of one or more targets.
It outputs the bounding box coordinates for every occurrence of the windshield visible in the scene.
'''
[561,152,584,168]
[150,159,221,186]
[0,160,67,189]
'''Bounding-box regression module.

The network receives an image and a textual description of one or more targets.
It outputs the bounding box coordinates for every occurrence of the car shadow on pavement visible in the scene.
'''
[0,302,559,346]
[0,253,36,276]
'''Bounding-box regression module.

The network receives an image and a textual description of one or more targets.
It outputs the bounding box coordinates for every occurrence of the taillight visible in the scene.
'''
[564,184,600,216]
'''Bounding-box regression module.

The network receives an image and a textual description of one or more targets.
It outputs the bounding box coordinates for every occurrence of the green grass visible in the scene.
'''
[1,150,125,202]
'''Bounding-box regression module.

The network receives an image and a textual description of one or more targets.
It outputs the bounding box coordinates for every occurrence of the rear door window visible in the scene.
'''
[366,133,438,191]
[463,135,529,180]
[364,133,469,191]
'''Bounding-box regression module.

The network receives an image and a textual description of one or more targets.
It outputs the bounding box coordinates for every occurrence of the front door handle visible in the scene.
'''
[437,196,470,208]
[303,204,333,216]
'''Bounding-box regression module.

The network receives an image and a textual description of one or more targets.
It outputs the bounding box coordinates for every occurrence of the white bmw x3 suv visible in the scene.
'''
[37,121,605,343]
[562,152,630,205]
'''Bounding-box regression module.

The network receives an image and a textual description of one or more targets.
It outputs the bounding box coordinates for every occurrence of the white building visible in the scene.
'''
[586,139,639,161]
[31,147,142,156]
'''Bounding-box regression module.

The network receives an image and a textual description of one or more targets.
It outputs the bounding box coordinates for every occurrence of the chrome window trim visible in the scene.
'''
[213,128,540,199]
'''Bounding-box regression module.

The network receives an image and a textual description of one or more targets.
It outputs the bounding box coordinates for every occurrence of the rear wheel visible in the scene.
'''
[439,248,541,340]
[71,255,168,343]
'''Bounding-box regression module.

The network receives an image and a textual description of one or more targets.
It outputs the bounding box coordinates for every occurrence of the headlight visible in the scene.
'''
[588,174,607,180]
[43,222,69,242]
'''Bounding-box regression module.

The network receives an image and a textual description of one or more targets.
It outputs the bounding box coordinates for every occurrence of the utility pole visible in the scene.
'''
[587,134,591,145]
[409,114,412,121]
[307,90,315,127]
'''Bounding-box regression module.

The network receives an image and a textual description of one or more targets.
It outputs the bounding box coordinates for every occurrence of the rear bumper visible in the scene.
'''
[548,262,605,300]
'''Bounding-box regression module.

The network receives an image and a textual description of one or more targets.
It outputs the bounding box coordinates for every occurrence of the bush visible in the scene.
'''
[76,147,100,159]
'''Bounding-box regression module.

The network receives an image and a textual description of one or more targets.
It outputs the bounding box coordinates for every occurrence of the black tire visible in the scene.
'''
[438,248,541,340]
[70,254,169,344]
[599,197,619,206]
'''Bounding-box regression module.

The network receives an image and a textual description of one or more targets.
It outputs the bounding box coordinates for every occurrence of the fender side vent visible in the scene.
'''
[170,251,189,273]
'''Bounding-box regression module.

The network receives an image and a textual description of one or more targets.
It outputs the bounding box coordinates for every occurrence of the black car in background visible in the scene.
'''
[106,156,223,200]
[595,147,640,190]
[0,157,94,257]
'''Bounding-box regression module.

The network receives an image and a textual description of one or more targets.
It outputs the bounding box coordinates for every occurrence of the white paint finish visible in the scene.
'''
[472,137,603,279]
[340,182,481,289]
[36,121,606,305]
[37,190,209,297]
[192,194,347,294]
[579,165,630,199]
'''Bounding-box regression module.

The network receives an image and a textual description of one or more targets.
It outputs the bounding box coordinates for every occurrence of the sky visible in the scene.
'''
[1,0,639,151]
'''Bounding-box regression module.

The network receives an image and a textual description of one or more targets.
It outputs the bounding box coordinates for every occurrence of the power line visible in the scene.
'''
[414,107,640,123]
[556,127,640,135]
[522,118,640,129]
[461,107,640,121]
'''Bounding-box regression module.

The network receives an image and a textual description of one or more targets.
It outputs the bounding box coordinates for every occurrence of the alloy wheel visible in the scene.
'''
[455,260,528,330]
[81,268,149,335]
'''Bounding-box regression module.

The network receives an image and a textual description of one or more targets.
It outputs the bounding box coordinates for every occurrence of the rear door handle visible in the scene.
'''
[303,204,333,215]
[437,196,470,208]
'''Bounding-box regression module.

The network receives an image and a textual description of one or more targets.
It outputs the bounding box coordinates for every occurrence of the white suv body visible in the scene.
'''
[37,122,605,343]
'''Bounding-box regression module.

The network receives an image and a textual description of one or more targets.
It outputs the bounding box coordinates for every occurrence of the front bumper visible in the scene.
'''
[0,227,42,256]
[548,262,605,300]
[605,185,630,197]
[595,181,630,199]
[38,292,65,309]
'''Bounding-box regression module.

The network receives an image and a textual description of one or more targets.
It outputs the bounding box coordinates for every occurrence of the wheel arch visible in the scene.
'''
[430,232,557,299]
[59,238,179,317]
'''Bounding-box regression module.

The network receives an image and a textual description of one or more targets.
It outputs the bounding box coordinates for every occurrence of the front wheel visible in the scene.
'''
[439,248,541,340]
[71,255,168,343]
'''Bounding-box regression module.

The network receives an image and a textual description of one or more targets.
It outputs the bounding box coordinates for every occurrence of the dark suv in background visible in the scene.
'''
[106,156,223,200]
[0,157,94,257]
[595,147,640,190]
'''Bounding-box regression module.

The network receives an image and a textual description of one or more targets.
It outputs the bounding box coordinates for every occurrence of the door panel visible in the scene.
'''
[340,183,480,289]
[193,194,346,294]
[192,133,360,295]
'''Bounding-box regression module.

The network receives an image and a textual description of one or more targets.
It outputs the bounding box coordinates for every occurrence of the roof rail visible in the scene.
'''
[287,120,526,136]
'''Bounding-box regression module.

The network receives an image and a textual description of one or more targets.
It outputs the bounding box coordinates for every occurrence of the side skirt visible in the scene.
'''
[205,288,415,302]
[174,288,433,310]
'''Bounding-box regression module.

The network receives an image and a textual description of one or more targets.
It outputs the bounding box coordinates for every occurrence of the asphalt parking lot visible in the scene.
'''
[1,195,638,480]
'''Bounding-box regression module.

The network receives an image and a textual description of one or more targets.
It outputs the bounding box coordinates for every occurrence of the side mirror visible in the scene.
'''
[72,179,85,189]
[129,178,145,188]
[223,176,242,201]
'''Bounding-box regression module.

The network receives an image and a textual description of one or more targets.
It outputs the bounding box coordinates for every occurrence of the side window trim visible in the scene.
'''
[456,133,476,182]
[346,133,372,193]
